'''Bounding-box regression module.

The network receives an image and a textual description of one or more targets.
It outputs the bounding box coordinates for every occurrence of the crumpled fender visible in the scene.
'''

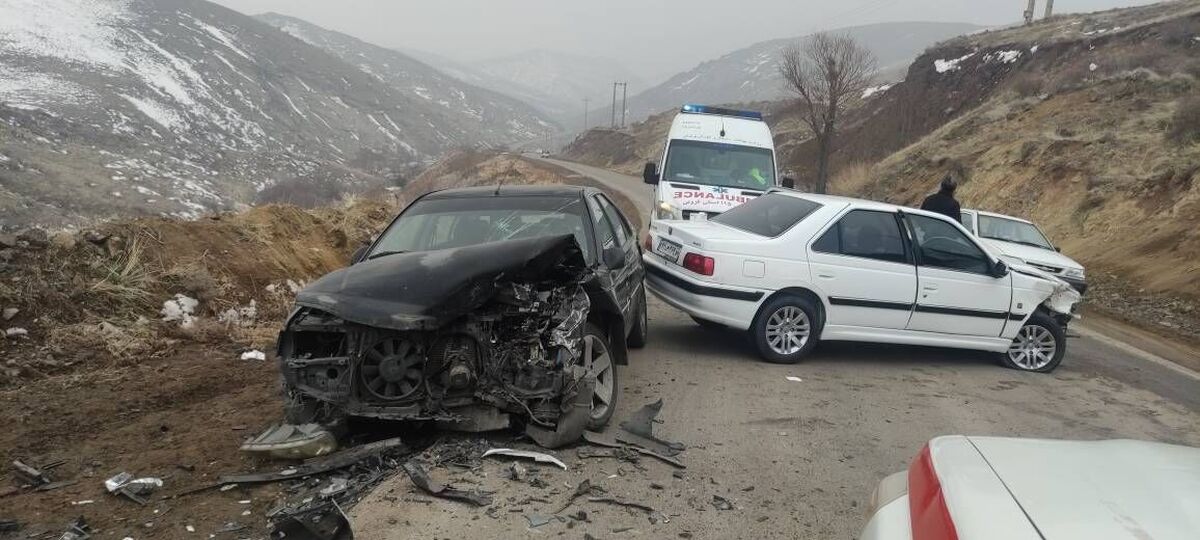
[293,234,589,331]
[1009,262,1081,316]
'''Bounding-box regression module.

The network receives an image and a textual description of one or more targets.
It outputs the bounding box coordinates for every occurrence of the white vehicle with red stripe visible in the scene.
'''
[863,436,1200,539]
[641,105,783,222]
[642,189,1082,370]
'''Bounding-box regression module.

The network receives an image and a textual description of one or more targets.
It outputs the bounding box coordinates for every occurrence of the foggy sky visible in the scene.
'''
[212,0,1162,79]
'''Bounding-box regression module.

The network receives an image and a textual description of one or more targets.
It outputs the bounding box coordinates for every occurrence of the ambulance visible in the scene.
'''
[642,104,787,222]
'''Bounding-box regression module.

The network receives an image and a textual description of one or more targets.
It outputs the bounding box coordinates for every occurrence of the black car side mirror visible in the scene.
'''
[781,177,796,189]
[643,162,659,185]
[351,245,369,265]
[602,245,627,269]
[991,259,1009,278]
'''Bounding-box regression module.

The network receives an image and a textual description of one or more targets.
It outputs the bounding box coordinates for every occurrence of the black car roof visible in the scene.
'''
[423,185,593,199]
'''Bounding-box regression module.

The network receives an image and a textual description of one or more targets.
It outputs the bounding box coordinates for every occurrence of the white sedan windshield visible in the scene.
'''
[978,215,1054,250]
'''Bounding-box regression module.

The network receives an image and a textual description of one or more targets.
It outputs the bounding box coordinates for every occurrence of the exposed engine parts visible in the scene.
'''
[276,235,606,447]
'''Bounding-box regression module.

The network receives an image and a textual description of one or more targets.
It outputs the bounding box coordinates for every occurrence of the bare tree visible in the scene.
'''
[779,33,876,194]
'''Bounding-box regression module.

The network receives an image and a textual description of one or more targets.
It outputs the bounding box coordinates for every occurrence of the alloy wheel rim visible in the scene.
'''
[1007,325,1057,370]
[583,335,614,420]
[765,306,810,355]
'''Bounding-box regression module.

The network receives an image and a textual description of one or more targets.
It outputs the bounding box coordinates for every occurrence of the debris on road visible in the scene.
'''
[525,513,563,528]
[58,517,92,540]
[555,478,601,513]
[583,431,685,469]
[270,498,354,540]
[402,461,493,507]
[711,494,734,511]
[618,399,685,457]
[1,307,17,321]
[221,437,404,487]
[0,519,19,533]
[11,459,50,486]
[587,496,657,515]
[239,422,338,459]
[507,462,528,482]
[240,349,266,361]
[104,473,163,505]
[786,376,803,382]
[482,448,568,470]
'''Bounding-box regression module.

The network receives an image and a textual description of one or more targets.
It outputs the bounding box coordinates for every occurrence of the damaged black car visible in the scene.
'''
[274,186,647,448]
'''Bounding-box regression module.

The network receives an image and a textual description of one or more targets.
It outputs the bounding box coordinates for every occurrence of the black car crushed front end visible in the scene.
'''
[276,234,599,447]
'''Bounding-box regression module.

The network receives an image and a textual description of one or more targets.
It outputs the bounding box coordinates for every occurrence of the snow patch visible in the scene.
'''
[160,294,199,328]
[984,50,1022,64]
[218,299,257,327]
[934,53,975,73]
[120,94,186,130]
[186,15,251,61]
[861,84,892,99]
[4,328,29,338]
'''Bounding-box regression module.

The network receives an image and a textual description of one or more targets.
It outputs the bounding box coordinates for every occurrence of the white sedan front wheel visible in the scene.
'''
[1001,312,1065,373]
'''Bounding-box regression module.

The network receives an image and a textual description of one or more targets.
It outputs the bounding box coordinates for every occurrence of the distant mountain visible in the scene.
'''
[618,21,985,121]
[0,0,556,228]
[460,50,647,129]
[256,13,557,145]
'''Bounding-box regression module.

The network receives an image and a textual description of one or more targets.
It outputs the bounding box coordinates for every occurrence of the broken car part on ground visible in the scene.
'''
[274,234,610,448]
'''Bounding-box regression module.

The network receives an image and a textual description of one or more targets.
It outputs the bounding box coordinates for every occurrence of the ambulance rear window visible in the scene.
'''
[712,193,821,237]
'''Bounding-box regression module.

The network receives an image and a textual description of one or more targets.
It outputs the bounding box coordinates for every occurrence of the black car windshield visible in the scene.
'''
[712,192,822,237]
[978,214,1053,250]
[368,196,593,262]
[662,140,775,189]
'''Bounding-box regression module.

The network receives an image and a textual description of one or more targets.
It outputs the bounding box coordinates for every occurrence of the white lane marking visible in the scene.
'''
[1075,324,1200,381]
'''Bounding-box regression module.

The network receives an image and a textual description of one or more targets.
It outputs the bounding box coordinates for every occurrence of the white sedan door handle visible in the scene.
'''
[922,284,938,291]
[817,273,835,279]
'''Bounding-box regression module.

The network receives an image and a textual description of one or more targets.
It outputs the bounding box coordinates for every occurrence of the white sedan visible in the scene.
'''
[960,208,1088,293]
[862,436,1200,539]
[642,190,1081,371]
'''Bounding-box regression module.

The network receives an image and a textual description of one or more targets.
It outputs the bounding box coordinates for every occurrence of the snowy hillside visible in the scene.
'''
[255,13,557,145]
[0,0,555,228]
[619,22,983,121]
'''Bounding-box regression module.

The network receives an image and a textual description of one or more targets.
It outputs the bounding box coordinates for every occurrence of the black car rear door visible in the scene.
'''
[589,193,642,324]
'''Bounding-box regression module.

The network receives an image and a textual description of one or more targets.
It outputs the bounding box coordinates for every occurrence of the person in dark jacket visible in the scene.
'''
[920,176,962,223]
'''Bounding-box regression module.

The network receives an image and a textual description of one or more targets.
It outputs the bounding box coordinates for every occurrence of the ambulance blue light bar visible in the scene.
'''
[680,104,763,120]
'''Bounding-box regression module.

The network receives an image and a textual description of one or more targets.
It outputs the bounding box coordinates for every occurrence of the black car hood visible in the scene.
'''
[294,234,590,330]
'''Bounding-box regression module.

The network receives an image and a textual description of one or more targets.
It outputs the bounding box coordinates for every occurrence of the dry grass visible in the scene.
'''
[1168,95,1200,144]
[88,235,156,310]
[829,162,875,195]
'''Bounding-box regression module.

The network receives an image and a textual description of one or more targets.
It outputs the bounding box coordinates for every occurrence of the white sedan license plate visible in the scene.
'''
[655,238,682,261]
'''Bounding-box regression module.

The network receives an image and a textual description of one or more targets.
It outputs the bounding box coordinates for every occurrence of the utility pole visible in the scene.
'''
[583,98,590,131]
[1024,0,1036,25]
[1044,0,1054,19]
[610,83,618,128]
[620,82,628,128]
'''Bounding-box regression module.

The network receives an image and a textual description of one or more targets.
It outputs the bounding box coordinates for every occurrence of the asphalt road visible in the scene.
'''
[351,159,1200,539]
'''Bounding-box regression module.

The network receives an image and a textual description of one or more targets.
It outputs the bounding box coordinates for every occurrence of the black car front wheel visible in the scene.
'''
[582,323,619,429]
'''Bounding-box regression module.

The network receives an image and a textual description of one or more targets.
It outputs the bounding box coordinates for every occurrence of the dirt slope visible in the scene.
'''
[0,150,647,537]
[838,3,1200,341]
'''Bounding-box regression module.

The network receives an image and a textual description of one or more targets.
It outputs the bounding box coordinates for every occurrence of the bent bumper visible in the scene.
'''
[643,258,764,331]
[1061,275,1088,294]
